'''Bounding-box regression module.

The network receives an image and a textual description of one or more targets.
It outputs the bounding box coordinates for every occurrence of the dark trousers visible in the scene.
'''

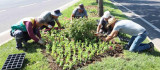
[100,26,112,35]
[11,29,38,48]
[40,21,55,30]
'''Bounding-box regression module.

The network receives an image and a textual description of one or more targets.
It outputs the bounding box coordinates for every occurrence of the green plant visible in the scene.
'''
[63,18,97,42]
[78,47,83,62]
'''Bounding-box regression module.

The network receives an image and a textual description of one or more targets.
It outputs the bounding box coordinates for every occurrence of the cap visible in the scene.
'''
[102,11,111,18]
[51,9,62,16]
[79,3,84,9]
[107,17,117,28]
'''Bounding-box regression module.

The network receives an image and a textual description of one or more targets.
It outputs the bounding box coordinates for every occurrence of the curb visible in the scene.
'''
[147,37,160,52]
[0,0,79,46]
[0,29,13,46]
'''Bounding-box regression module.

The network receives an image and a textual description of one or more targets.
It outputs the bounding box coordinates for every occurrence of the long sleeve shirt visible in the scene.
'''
[24,21,41,42]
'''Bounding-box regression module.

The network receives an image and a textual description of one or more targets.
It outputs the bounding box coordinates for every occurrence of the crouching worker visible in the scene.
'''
[71,4,88,21]
[96,11,113,35]
[39,9,62,31]
[10,17,51,50]
[101,17,154,52]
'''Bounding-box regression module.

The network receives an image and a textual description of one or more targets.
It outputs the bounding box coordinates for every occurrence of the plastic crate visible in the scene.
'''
[1,53,26,70]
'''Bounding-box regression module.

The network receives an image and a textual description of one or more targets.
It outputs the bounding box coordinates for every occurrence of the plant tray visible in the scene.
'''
[1,53,26,70]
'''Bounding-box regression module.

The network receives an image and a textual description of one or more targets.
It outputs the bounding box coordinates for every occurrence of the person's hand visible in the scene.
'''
[94,32,100,36]
[38,39,45,45]
[58,28,62,30]
[101,37,107,42]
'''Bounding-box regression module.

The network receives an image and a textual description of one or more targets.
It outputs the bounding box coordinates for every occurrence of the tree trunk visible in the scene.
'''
[98,0,103,17]
[96,0,98,3]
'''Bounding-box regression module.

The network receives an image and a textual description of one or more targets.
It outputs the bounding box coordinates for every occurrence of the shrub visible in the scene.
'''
[63,18,97,42]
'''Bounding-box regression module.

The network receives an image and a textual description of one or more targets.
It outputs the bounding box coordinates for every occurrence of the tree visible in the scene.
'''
[98,0,103,17]
[96,0,98,3]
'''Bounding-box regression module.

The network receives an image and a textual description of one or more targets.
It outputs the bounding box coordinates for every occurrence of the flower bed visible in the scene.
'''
[41,18,124,70]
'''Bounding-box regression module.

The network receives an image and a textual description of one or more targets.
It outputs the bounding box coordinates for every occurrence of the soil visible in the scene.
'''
[41,49,63,70]
[85,6,98,17]
[41,44,123,70]
[41,33,125,70]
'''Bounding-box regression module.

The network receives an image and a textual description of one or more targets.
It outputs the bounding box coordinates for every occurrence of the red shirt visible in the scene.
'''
[24,21,41,42]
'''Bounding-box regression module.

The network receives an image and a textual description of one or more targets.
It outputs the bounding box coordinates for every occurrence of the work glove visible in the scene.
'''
[48,25,52,28]
[38,39,45,45]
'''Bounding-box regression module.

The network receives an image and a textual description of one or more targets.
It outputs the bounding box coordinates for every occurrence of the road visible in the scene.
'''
[0,0,79,46]
[0,0,73,33]
[111,0,160,50]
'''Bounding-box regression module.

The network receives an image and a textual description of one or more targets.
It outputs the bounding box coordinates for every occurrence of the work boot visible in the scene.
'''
[148,42,154,52]
[124,44,129,50]
[23,40,28,45]
[16,46,23,50]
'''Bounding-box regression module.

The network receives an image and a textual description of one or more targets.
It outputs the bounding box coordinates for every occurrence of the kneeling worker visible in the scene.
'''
[101,17,154,52]
[11,17,52,50]
[71,4,88,21]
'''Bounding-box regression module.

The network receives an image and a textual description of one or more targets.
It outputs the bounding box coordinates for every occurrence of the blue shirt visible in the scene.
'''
[72,7,88,18]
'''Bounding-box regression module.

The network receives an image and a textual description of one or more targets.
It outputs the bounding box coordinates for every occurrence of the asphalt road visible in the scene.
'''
[111,0,160,50]
[0,0,73,33]
[112,0,160,29]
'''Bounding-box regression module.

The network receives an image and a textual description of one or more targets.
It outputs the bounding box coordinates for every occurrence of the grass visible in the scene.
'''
[0,0,160,70]
[0,39,51,70]
[77,0,160,70]
[81,50,160,70]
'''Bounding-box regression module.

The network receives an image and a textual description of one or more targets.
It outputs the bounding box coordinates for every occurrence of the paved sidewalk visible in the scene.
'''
[111,0,160,51]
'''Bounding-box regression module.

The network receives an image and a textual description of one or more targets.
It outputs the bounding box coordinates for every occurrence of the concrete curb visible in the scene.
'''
[0,0,79,46]
[0,29,13,46]
[147,37,160,52]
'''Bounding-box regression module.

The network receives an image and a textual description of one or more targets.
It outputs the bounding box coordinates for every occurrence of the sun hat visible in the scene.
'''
[107,17,117,28]
[51,9,62,16]
[102,11,111,18]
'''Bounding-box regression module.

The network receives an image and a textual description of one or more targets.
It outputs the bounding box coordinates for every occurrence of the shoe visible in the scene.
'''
[16,47,23,50]
[124,44,129,50]
[23,41,28,45]
[148,42,154,52]
[16,47,26,51]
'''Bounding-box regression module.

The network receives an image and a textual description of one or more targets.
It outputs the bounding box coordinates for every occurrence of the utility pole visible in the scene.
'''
[98,0,103,17]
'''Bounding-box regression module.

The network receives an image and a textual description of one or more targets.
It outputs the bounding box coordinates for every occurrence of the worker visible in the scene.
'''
[10,17,52,50]
[100,17,154,52]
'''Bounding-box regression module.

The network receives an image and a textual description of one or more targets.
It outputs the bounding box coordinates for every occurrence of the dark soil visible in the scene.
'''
[41,43,123,70]
[41,49,63,70]
[85,6,98,17]
[41,32,125,70]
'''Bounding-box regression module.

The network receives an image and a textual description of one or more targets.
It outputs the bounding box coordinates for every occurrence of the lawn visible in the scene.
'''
[0,39,51,70]
[1,0,160,70]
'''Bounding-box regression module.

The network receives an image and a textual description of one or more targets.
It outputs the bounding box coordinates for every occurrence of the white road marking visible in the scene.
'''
[42,0,51,3]
[0,10,6,13]
[112,0,160,33]
[19,3,37,8]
